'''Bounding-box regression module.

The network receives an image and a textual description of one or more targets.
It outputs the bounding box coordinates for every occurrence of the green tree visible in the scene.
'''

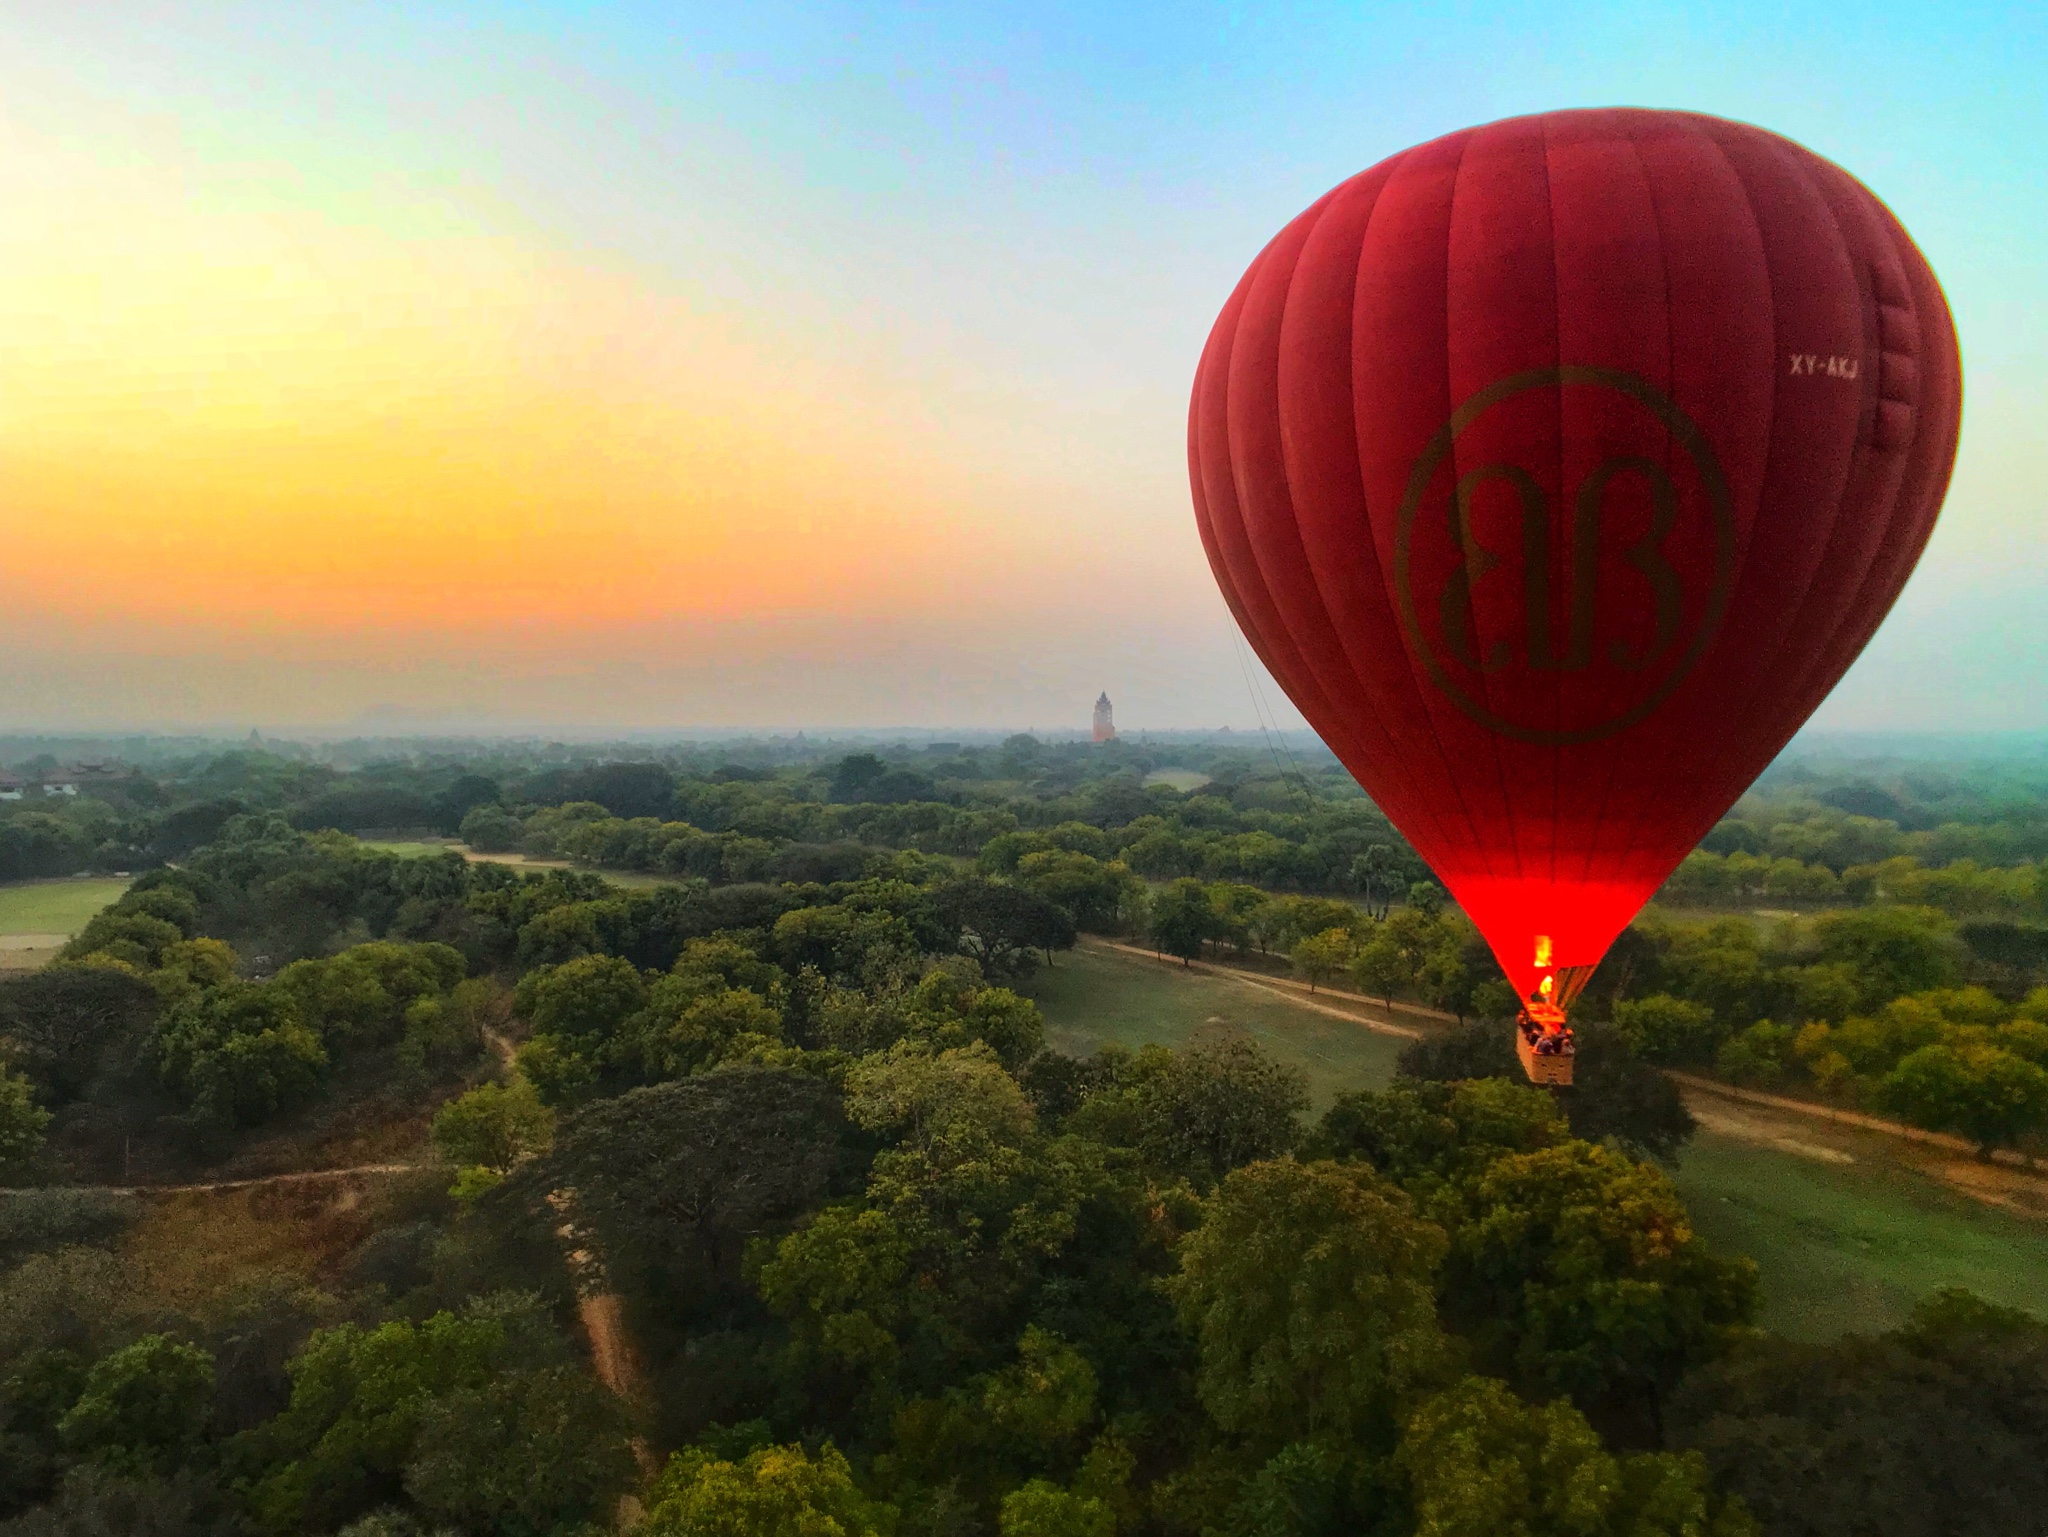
[513,953,647,1047]
[403,1364,636,1536]
[1715,1020,1797,1087]
[1014,851,1142,934]
[758,1099,1149,1408]
[275,944,432,1030]
[545,1067,847,1298]
[1469,979,1520,1019]
[1814,905,1961,1009]
[829,754,890,802]
[1000,1479,1114,1537]
[513,1033,599,1107]
[1349,908,1456,1008]
[512,952,648,1103]
[0,965,161,1102]
[1290,928,1353,993]
[1097,1032,1307,1191]
[274,942,465,1053]
[1397,1022,1695,1164]
[846,1041,1035,1154]
[1350,929,1413,1005]
[1440,1140,1756,1421]
[1170,1159,1451,1451]
[1881,1041,2048,1154]
[239,1310,506,1532]
[1353,844,1400,921]
[1413,918,1477,1016]
[63,911,184,970]
[1562,1025,1698,1163]
[948,983,1047,1070]
[1790,961,1862,1024]
[1207,882,1271,955]
[58,1334,215,1476]
[936,877,1078,976]
[1670,1289,2048,1537]
[771,903,919,984]
[1612,994,1722,1065]
[431,1080,555,1175]
[1650,916,1775,1026]
[1259,897,1359,954]
[1150,879,1222,965]
[883,1326,1115,1516]
[641,1442,894,1537]
[0,1064,52,1173]
[155,984,328,1131]
[632,984,785,1080]
[1399,1375,1755,1537]
[1312,1078,1565,1193]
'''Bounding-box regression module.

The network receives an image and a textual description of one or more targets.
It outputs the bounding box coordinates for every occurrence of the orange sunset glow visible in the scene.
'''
[0,8,2037,730]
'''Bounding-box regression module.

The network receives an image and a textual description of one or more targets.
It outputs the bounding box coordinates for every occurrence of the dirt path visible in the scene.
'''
[8,1035,528,1199]
[1,1162,419,1198]
[1218,969,1422,1039]
[1669,1071,2045,1173]
[578,1292,648,1403]
[481,1029,649,1415]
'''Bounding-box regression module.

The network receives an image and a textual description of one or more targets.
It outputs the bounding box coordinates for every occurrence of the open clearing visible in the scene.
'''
[0,876,133,970]
[0,851,670,973]
[1018,944,1409,1108]
[0,877,135,935]
[1021,941,2048,1339]
[371,842,672,890]
[1676,1117,2048,1338]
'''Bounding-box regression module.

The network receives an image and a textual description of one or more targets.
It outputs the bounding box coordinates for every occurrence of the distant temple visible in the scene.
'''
[1092,693,1116,743]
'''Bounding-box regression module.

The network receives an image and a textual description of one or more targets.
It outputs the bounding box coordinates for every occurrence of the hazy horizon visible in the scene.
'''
[4,726,2048,765]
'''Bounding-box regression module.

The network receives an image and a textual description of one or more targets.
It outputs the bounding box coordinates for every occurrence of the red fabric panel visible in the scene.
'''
[1189,108,1963,1003]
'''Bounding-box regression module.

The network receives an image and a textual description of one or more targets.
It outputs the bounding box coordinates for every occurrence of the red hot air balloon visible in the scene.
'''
[1189,109,1961,1079]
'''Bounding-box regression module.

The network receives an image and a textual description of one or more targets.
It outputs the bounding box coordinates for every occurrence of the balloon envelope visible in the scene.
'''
[1189,109,1961,1003]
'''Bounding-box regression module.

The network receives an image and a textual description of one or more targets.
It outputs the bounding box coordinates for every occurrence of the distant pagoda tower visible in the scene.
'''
[1092,692,1116,743]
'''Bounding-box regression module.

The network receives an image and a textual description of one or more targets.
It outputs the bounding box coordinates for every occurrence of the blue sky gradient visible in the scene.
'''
[0,2,2039,730]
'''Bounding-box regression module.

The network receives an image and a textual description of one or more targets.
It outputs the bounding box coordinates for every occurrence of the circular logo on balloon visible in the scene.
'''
[1393,366,1735,746]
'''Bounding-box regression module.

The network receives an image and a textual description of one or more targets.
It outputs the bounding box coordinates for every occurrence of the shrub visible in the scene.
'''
[1715,1022,1797,1088]
[1881,1043,2048,1154]
[59,1335,215,1475]
[642,1443,894,1537]
[1613,994,1722,1065]
[431,1080,554,1176]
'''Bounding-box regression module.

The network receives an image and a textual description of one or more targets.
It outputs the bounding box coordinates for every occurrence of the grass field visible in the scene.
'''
[1021,942,2048,1339]
[1676,1129,2048,1338]
[1017,945,1409,1108]
[0,878,133,938]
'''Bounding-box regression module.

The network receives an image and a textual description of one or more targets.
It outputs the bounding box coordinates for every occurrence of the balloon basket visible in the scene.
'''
[1516,1008,1574,1087]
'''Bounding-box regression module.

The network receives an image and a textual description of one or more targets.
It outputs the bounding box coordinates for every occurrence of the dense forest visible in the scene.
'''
[6,731,2046,1151]
[2,736,2046,1535]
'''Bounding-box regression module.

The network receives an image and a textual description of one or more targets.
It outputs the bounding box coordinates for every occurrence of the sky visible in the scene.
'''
[0,1,2040,734]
